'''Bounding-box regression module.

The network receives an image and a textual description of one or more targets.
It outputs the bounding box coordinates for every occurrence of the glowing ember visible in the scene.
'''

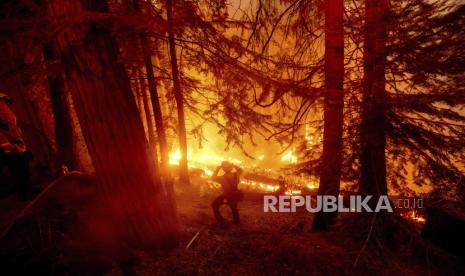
[281,150,297,163]
[240,179,278,192]
[307,183,317,190]
[401,210,426,223]
[305,125,321,145]
[285,189,302,195]
[305,134,314,143]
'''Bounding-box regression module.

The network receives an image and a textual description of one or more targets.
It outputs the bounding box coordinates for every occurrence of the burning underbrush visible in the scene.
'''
[176,153,428,227]
[169,147,318,196]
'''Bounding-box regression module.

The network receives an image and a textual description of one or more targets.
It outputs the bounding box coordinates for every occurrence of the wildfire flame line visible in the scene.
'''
[168,148,317,194]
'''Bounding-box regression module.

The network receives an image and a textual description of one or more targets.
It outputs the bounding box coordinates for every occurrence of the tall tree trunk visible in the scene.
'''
[359,0,388,201]
[60,0,176,246]
[140,76,160,175]
[141,80,155,145]
[166,0,190,184]
[312,0,344,231]
[140,37,170,176]
[43,43,76,171]
[135,77,144,111]
[140,34,176,210]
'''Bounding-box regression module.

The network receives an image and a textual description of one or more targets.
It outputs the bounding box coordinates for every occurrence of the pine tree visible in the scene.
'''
[346,0,465,197]
[313,0,345,230]
[166,0,190,185]
[359,0,389,200]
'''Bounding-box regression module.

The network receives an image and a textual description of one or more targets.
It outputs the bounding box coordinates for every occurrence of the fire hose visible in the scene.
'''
[0,171,94,241]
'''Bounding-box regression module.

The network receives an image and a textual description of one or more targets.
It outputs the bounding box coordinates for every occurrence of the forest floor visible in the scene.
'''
[131,187,465,276]
[1,176,464,275]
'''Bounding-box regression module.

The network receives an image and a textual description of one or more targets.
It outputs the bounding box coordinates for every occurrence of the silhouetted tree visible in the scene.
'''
[44,42,77,171]
[358,0,389,200]
[166,0,190,184]
[313,0,344,230]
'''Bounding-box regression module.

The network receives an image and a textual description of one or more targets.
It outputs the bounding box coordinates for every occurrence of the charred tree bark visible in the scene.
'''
[312,0,344,231]
[359,0,388,200]
[166,0,190,185]
[43,43,77,171]
[60,0,176,246]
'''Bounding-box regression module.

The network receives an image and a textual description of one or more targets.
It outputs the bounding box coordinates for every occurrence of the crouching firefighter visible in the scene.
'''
[211,161,244,225]
[0,93,33,197]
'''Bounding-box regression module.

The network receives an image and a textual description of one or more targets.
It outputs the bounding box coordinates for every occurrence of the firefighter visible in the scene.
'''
[211,161,243,225]
[0,93,33,197]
